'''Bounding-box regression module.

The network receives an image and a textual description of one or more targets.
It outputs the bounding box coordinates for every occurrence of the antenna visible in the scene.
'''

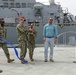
[49,0,55,4]
[11,8,20,16]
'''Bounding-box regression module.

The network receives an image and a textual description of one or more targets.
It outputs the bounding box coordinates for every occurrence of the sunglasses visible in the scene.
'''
[24,20,26,21]
[21,18,26,21]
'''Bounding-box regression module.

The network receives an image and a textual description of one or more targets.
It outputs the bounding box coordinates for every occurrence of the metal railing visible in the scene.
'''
[57,31,76,46]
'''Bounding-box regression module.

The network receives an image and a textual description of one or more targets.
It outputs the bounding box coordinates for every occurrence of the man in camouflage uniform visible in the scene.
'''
[0,19,14,63]
[16,16,28,64]
[27,23,37,62]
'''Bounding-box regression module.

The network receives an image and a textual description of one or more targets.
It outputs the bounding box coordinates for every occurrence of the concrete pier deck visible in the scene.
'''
[0,46,76,75]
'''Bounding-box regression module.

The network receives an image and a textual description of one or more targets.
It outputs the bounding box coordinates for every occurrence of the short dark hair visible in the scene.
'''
[49,18,53,20]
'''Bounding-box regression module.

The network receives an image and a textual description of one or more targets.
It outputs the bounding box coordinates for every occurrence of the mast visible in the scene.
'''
[49,0,55,4]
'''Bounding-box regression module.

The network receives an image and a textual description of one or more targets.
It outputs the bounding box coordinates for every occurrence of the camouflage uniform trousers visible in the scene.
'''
[18,41,27,59]
[0,43,10,57]
[28,42,35,59]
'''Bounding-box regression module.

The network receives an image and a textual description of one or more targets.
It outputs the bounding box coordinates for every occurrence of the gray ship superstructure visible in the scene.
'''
[0,0,76,45]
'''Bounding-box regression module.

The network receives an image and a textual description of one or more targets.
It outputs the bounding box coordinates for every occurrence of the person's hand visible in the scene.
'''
[28,27,32,31]
[54,37,58,43]
[30,32,33,35]
[43,37,46,41]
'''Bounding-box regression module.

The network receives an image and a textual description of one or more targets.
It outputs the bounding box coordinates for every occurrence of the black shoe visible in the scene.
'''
[7,59,15,63]
[50,59,54,62]
[21,59,26,64]
[30,58,34,62]
[21,61,25,64]
[0,70,3,73]
[44,59,48,62]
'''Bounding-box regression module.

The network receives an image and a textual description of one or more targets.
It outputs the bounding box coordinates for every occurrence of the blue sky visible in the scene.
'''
[36,0,76,16]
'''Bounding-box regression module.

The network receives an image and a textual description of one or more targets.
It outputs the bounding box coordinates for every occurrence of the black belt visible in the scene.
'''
[46,36,54,38]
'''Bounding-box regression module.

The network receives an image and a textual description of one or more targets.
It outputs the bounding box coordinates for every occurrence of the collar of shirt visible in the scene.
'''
[48,23,52,25]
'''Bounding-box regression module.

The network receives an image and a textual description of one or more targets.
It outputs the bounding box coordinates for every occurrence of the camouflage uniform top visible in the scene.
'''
[16,24,28,42]
[0,25,7,43]
[27,29,37,43]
